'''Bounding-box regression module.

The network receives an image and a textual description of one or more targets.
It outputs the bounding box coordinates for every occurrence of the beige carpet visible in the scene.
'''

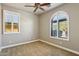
[0,41,78,56]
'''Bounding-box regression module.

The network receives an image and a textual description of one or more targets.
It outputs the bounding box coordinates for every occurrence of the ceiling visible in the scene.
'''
[3,3,63,15]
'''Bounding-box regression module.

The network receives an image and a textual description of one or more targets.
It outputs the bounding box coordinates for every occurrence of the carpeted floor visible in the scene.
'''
[0,41,78,56]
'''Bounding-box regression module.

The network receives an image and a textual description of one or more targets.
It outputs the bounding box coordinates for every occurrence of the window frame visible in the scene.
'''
[3,10,20,34]
[50,11,69,41]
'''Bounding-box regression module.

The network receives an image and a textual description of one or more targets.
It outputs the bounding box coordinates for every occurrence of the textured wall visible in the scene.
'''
[1,4,39,47]
[39,4,79,52]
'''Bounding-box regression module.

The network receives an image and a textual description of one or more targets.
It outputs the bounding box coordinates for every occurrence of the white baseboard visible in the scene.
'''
[1,39,39,50]
[1,39,79,55]
[39,39,79,55]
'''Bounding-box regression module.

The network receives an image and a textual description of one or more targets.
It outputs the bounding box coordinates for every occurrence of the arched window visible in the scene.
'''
[50,11,69,41]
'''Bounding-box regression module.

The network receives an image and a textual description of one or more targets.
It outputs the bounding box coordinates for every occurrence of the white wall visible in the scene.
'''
[1,3,79,53]
[1,4,39,47]
[39,4,79,52]
[0,4,1,49]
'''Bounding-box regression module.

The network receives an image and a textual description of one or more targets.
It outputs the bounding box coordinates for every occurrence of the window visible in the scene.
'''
[3,10,20,34]
[50,11,69,41]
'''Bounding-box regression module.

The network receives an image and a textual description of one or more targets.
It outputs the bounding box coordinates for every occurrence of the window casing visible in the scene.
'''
[50,11,69,41]
[3,10,20,34]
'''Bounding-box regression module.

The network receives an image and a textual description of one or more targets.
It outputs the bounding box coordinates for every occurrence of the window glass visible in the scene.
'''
[51,16,58,37]
[58,18,68,39]
[13,23,19,32]
[5,13,12,22]
[50,11,69,40]
[5,13,12,32]
[5,22,11,32]
[13,15,19,32]
[58,14,68,39]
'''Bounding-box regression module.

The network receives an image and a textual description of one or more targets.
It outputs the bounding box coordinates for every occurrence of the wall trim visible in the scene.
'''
[39,39,79,55]
[0,39,79,55]
[1,39,39,50]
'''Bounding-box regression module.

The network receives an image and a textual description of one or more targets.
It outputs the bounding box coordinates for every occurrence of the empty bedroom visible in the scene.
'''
[0,3,79,56]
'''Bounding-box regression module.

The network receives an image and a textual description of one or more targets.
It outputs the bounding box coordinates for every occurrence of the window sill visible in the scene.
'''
[4,32,20,34]
[50,36,69,41]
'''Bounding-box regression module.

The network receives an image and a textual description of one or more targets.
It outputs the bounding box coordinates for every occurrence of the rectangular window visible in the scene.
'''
[3,10,20,34]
